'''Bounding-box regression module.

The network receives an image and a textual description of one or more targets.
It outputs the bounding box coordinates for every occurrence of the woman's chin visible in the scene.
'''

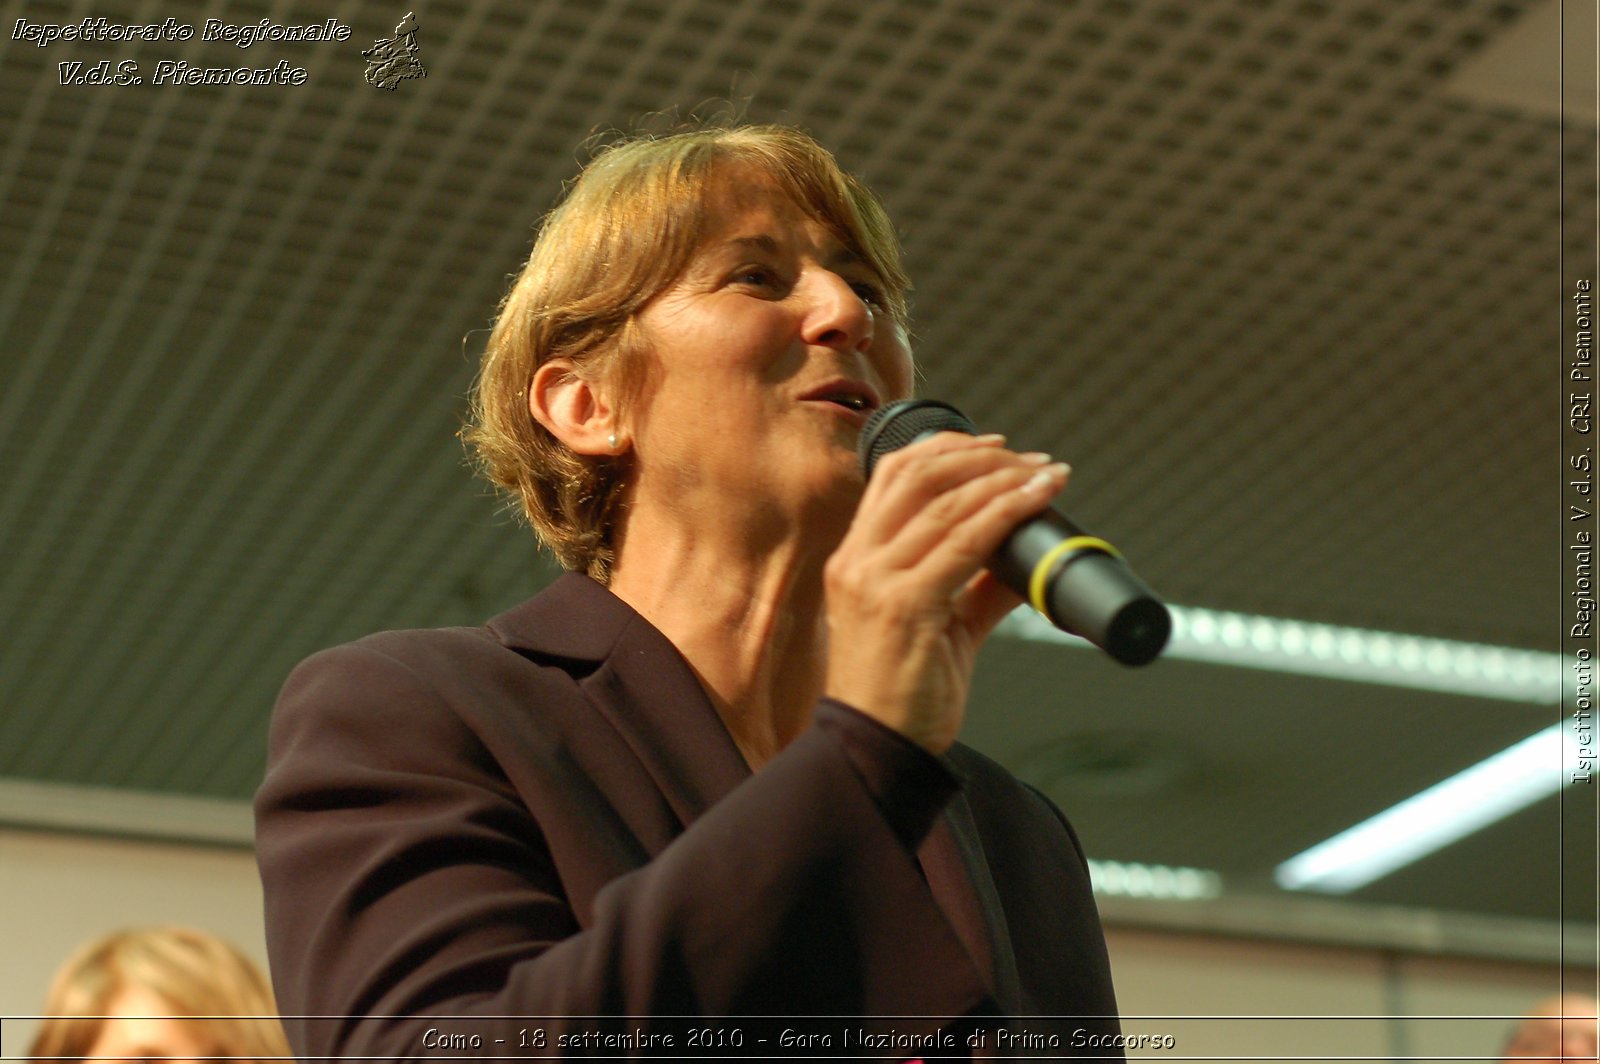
[805,470,867,531]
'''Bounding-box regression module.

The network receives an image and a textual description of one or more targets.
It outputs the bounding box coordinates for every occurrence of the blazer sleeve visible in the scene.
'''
[254,639,993,1059]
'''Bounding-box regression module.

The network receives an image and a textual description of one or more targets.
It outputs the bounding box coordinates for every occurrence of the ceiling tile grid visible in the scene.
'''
[0,0,1592,925]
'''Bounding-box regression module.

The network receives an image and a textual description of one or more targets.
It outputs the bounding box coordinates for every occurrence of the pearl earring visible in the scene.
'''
[608,433,618,451]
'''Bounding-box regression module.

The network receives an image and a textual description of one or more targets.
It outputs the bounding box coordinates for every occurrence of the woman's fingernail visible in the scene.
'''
[973,433,1007,444]
[1023,463,1070,492]
[1020,452,1052,465]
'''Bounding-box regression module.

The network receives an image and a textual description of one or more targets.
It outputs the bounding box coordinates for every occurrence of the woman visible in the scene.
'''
[28,927,290,1064]
[256,123,1121,1056]
[1500,995,1599,1063]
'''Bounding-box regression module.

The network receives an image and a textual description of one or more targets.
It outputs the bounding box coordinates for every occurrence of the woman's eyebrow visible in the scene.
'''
[827,245,866,270]
[716,233,868,274]
[721,234,781,254]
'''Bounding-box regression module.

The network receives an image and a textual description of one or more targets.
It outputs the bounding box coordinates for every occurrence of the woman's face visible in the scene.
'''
[625,180,914,538]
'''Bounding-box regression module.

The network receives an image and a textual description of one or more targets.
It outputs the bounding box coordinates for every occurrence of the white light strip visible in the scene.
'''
[1087,858,1224,901]
[1274,723,1581,893]
[996,604,1568,704]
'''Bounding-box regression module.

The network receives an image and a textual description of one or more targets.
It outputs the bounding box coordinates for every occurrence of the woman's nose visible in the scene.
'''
[800,269,874,353]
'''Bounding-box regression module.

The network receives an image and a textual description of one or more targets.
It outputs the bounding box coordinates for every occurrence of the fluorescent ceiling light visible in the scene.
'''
[997,604,1567,704]
[996,605,1581,893]
[1441,0,1597,126]
[1274,723,1582,893]
[1087,858,1223,901]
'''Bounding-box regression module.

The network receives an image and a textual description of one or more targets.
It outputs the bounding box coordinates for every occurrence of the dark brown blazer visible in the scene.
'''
[255,573,1121,1058]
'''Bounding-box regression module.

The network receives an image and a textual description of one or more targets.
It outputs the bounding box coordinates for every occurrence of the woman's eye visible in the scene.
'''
[733,267,783,290]
[850,281,885,307]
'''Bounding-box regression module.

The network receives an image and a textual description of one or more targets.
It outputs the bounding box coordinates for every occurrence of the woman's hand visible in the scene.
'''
[823,432,1071,754]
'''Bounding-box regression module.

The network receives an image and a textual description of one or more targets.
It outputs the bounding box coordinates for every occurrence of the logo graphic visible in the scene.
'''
[362,12,425,90]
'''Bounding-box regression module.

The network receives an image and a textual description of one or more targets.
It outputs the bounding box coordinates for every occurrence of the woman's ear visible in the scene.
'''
[528,359,620,456]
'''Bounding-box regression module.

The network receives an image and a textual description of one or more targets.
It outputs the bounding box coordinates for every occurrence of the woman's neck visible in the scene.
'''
[606,507,837,770]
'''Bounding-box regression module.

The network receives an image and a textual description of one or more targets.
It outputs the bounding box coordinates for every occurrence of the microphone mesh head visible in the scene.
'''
[857,399,978,479]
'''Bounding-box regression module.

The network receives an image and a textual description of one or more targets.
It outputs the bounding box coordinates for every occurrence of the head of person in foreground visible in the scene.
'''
[28,926,291,1064]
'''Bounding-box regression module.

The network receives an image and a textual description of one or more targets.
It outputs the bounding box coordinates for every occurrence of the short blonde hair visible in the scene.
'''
[464,123,911,582]
[28,927,290,1064]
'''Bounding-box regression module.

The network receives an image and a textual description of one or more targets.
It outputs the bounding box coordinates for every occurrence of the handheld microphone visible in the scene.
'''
[857,399,1171,667]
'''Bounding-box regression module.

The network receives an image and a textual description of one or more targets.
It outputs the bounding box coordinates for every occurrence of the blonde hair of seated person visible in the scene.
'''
[28,927,290,1063]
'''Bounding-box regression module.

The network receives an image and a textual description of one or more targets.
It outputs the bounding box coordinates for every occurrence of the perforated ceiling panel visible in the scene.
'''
[0,0,1593,930]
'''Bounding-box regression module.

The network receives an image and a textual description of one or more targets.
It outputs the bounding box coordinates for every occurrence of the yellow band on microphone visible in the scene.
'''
[1029,536,1123,622]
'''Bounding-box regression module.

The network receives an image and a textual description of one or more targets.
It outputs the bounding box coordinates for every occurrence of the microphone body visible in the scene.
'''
[858,399,1171,667]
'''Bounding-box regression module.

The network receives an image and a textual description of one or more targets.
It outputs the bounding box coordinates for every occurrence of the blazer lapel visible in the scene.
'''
[488,574,752,839]
[492,576,1022,1013]
[940,791,1025,1011]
